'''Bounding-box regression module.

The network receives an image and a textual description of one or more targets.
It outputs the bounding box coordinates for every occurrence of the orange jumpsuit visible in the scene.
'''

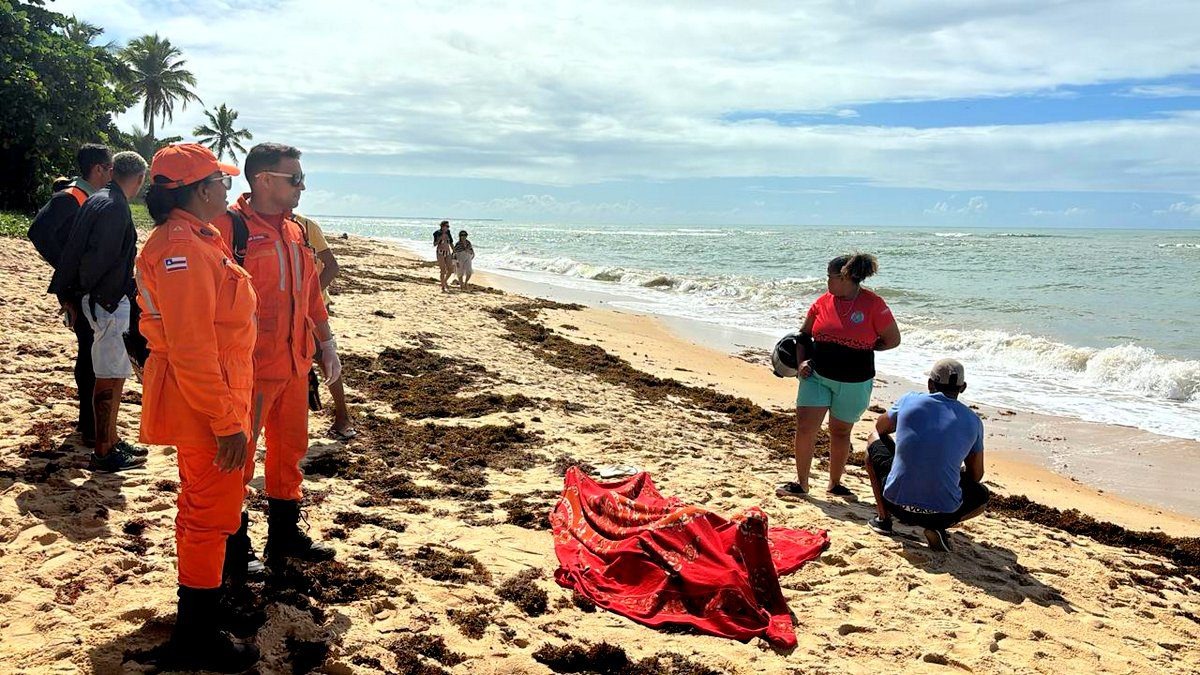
[136,209,257,589]
[213,194,328,502]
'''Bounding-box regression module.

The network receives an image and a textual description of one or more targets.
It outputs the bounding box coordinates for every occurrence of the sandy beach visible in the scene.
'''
[1,233,1198,674]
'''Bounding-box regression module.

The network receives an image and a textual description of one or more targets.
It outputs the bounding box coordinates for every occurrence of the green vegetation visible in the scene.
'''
[0,211,32,238]
[194,104,254,162]
[120,33,201,141]
[130,202,153,230]
[1,4,250,212]
[0,0,134,210]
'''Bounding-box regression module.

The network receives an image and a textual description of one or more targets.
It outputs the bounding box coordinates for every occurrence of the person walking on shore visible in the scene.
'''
[864,358,989,551]
[453,229,475,290]
[48,150,150,472]
[778,253,901,498]
[434,220,454,292]
[214,143,341,570]
[137,143,259,671]
[29,144,113,449]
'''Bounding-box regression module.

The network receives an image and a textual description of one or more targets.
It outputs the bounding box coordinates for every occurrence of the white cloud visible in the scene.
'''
[1121,84,1200,98]
[55,0,1200,195]
[834,109,860,118]
[1155,201,1200,217]
[1025,206,1092,216]
[926,195,988,214]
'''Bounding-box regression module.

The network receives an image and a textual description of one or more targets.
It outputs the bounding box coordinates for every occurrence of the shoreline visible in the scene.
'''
[444,252,1200,530]
[3,232,1198,673]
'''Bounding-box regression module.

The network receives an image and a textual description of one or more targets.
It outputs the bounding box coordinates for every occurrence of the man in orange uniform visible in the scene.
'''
[214,142,341,568]
[137,144,259,671]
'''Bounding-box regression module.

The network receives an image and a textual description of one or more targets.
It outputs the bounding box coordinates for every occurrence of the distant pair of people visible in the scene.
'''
[433,220,475,291]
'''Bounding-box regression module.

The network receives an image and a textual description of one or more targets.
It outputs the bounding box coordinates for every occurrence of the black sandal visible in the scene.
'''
[775,481,808,497]
[826,484,854,497]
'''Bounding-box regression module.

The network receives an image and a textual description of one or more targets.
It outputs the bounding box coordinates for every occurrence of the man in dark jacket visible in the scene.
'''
[29,144,113,448]
[49,151,149,472]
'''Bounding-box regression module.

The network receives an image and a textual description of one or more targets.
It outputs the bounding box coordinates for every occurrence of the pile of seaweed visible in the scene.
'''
[488,303,828,460]
[341,346,532,419]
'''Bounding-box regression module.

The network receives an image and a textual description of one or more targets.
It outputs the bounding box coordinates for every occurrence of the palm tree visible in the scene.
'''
[61,17,105,46]
[193,104,254,163]
[120,34,202,140]
[125,126,182,161]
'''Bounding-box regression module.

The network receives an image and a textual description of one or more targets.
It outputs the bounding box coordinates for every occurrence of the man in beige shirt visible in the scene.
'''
[294,213,355,439]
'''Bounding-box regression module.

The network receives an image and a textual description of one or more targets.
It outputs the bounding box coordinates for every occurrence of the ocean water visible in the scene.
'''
[318,217,1200,441]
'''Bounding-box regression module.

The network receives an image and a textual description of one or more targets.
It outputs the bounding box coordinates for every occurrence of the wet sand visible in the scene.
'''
[0,234,1197,673]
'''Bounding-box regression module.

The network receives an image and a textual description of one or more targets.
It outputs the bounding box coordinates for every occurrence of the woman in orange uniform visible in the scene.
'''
[136,144,259,672]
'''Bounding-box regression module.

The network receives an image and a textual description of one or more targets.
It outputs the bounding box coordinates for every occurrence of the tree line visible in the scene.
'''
[0,0,252,211]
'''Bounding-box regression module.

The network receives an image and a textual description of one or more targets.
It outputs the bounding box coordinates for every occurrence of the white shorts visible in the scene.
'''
[82,294,133,379]
[455,253,473,277]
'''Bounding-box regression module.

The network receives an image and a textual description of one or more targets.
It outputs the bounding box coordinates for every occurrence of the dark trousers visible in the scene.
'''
[867,436,990,530]
[70,297,96,442]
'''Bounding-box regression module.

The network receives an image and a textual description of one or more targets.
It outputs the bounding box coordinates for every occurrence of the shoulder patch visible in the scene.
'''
[164,257,189,272]
[168,224,192,241]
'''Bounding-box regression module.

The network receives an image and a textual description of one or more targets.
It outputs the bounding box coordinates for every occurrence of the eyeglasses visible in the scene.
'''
[205,174,233,190]
[259,170,305,187]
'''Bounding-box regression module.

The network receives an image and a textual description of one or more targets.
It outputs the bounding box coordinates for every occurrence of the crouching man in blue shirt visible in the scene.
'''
[865,358,989,551]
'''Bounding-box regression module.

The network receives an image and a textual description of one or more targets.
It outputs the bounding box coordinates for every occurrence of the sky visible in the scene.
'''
[52,0,1200,228]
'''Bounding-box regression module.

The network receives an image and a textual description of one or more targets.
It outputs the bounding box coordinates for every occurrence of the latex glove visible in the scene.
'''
[319,337,342,385]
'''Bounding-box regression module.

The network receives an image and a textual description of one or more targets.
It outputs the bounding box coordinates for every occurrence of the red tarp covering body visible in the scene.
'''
[551,467,829,648]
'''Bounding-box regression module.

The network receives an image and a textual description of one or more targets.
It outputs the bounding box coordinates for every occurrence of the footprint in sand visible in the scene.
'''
[36,531,58,546]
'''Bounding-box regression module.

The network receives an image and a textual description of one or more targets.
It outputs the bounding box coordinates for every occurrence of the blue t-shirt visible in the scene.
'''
[882,392,984,513]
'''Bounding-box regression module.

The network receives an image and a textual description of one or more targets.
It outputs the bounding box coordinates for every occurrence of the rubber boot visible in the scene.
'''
[165,586,259,673]
[222,511,266,586]
[265,498,336,567]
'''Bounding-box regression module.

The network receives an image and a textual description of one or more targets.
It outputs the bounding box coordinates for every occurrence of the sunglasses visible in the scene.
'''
[204,174,233,190]
[259,170,305,187]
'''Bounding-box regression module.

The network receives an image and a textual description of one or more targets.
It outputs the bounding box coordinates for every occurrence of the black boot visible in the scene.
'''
[166,586,259,673]
[222,511,266,586]
[265,498,336,566]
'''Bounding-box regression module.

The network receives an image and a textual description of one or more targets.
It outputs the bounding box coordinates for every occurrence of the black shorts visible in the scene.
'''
[867,437,990,530]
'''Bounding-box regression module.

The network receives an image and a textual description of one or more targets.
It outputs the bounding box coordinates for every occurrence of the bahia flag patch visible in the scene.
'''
[164,256,189,272]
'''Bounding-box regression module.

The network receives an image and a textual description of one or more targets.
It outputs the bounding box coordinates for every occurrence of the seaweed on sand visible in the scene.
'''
[391,633,466,675]
[487,305,827,460]
[410,544,492,585]
[342,347,533,419]
[333,510,408,533]
[447,601,496,639]
[500,492,556,530]
[496,568,548,616]
[532,642,723,675]
[352,412,541,475]
[278,560,387,604]
[285,637,330,675]
[990,494,1200,586]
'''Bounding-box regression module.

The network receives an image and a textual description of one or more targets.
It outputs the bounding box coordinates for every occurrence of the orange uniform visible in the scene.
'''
[136,209,257,589]
[213,194,327,501]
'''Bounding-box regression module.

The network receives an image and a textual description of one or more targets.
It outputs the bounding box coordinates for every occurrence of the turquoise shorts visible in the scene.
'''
[796,372,874,424]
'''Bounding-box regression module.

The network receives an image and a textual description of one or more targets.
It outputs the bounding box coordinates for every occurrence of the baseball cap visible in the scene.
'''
[149,143,239,188]
[928,358,966,386]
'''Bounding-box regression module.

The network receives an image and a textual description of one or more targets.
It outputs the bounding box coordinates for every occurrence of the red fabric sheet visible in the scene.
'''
[550,468,829,648]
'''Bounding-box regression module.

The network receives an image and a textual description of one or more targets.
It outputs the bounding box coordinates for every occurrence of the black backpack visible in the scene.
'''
[228,209,311,266]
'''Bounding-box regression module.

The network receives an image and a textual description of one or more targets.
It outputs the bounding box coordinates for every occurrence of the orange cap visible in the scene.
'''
[150,143,240,188]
